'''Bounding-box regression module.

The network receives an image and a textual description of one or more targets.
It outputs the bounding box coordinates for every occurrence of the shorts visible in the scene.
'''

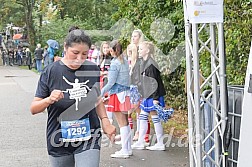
[49,149,100,167]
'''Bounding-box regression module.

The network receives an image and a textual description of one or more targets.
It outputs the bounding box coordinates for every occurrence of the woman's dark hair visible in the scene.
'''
[64,29,91,49]
[110,40,124,64]
[110,40,123,56]
[68,26,79,33]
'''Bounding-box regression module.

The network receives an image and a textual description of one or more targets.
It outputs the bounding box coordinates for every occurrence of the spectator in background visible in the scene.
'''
[0,33,2,47]
[8,48,14,66]
[131,41,166,151]
[91,45,100,65]
[16,47,23,66]
[26,48,32,70]
[100,40,132,158]
[6,28,10,40]
[99,41,113,123]
[88,44,95,62]
[43,46,49,68]
[47,46,55,65]
[34,43,43,73]
[22,47,27,65]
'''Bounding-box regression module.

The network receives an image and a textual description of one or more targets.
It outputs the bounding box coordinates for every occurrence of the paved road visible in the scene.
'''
[0,66,189,167]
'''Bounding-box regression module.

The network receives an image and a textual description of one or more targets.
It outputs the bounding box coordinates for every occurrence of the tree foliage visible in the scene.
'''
[111,0,186,109]
[224,0,252,85]
[0,0,24,29]
[0,0,251,109]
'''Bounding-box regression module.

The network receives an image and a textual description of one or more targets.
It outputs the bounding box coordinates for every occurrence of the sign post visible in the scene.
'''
[186,0,223,23]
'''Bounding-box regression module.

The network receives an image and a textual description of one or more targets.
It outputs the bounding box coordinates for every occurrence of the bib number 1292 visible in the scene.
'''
[61,118,91,142]
[67,127,87,136]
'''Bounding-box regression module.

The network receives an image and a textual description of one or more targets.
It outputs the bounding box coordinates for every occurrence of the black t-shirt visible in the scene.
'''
[35,60,101,157]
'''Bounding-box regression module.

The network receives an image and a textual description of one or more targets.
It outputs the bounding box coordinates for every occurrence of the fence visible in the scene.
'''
[226,85,243,167]
[202,85,243,167]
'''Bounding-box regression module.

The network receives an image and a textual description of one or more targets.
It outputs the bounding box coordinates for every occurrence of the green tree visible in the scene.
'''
[224,0,252,85]
[0,0,24,29]
[111,0,186,108]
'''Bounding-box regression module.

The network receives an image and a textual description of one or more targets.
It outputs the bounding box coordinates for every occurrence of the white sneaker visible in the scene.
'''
[128,150,133,156]
[146,144,165,151]
[144,142,150,147]
[115,149,133,156]
[114,140,122,145]
[110,150,130,158]
[131,141,145,150]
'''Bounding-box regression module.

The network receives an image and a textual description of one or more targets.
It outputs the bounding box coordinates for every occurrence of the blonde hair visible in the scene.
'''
[140,41,155,59]
[131,29,144,46]
[37,43,41,48]
[127,43,138,68]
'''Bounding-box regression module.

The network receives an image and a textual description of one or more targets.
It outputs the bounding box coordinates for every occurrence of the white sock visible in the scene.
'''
[138,111,149,144]
[136,113,140,132]
[120,126,130,152]
[151,115,164,145]
[127,125,132,151]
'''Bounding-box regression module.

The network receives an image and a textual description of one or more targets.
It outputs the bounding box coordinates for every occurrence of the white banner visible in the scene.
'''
[238,40,252,167]
[185,0,224,23]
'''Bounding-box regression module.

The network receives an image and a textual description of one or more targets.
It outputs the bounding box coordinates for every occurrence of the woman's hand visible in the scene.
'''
[101,118,116,142]
[101,71,108,76]
[103,71,108,75]
[46,90,64,104]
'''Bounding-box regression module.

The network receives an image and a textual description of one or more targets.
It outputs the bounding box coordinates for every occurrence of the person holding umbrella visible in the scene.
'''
[47,39,59,64]
[47,46,55,64]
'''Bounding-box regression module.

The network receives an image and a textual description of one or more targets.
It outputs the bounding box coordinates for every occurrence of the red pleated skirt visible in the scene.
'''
[107,94,131,112]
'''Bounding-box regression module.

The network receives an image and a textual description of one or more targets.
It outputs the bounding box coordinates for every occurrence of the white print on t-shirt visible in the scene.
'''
[62,76,91,111]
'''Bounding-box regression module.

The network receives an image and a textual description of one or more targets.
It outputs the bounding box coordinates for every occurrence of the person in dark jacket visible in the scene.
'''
[34,43,43,73]
[26,48,32,70]
[132,41,166,151]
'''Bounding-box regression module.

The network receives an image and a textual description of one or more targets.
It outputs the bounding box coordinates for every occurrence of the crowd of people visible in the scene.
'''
[29,26,173,166]
[0,47,32,67]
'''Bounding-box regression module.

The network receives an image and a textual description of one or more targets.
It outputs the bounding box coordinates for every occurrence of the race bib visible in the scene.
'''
[61,118,91,142]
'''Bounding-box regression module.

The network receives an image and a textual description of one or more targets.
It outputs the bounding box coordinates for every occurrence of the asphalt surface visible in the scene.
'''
[0,65,189,167]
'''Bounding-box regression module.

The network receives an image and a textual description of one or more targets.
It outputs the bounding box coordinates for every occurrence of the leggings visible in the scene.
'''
[49,149,100,167]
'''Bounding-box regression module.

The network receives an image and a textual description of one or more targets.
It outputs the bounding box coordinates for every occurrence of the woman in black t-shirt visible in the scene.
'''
[30,29,116,167]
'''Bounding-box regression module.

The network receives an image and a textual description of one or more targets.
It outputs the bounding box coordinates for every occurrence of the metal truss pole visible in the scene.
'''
[192,23,203,167]
[183,1,227,166]
[218,22,228,167]
[185,18,194,167]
